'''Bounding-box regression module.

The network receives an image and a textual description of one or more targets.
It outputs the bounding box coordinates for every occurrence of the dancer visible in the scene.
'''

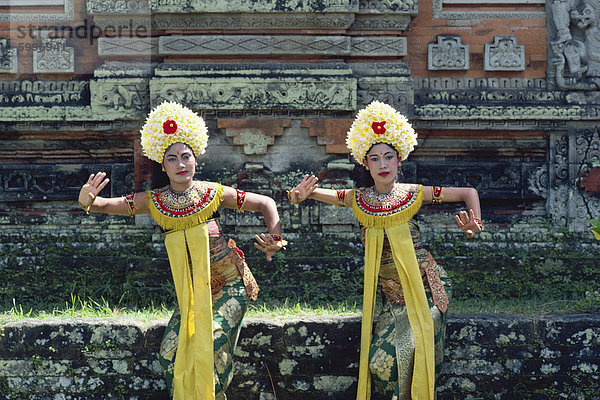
[77,101,285,399]
[289,101,482,400]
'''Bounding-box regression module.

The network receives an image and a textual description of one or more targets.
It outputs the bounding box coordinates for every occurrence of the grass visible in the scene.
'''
[0,293,592,326]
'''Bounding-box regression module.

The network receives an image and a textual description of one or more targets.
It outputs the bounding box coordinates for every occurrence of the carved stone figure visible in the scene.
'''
[550,0,600,89]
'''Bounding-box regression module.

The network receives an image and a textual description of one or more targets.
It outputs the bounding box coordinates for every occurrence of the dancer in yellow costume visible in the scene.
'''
[289,101,482,400]
[77,101,286,399]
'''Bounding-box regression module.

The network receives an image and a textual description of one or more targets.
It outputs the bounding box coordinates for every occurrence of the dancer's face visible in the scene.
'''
[365,143,399,191]
[162,142,196,190]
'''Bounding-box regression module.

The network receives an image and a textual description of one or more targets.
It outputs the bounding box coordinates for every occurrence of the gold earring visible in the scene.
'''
[161,166,165,172]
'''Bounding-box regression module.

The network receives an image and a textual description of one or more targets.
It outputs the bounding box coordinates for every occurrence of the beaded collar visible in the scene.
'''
[147,181,223,231]
[352,183,422,228]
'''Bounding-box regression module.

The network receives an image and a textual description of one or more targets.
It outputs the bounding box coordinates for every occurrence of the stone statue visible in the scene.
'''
[551,0,600,89]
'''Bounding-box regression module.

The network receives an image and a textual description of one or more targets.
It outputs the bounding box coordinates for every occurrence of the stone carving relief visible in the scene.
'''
[548,0,600,89]
[0,164,132,202]
[428,35,469,70]
[0,80,88,106]
[159,35,351,56]
[0,39,18,74]
[548,129,600,230]
[32,38,74,73]
[149,0,358,13]
[98,38,159,57]
[150,77,356,111]
[528,165,549,199]
[152,13,354,30]
[484,36,525,71]
[0,0,74,22]
[351,37,407,56]
[86,0,150,14]
[357,77,413,114]
[415,104,587,121]
[352,0,416,31]
[90,79,149,118]
[415,162,542,199]
[433,0,545,20]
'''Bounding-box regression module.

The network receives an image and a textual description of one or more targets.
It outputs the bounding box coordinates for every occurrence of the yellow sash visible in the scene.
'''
[352,186,435,400]
[165,224,215,399]
[146,182,224,400]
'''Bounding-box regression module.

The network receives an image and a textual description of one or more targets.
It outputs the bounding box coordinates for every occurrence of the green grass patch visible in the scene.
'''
[2,290,598,326]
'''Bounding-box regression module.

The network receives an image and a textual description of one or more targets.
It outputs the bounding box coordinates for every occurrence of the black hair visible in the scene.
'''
[151,163,170,189]
[351,142,399,188]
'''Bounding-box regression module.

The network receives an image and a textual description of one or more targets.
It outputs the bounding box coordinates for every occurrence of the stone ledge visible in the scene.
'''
[1,313,598,399]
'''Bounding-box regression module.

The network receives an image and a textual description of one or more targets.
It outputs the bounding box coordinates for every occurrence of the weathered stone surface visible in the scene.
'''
[0,314,598,399]
[149,0,359,13]
[150,77,357,111]
[159,35,351,56]
[0,163,133,202]
[152,12,355,30]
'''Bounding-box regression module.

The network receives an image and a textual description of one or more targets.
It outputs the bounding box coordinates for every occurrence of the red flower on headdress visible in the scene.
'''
[163,120,177,134]
[371,121,386,135]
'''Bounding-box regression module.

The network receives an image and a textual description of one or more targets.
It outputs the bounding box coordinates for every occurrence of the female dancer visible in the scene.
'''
[77,102,285,400]
[289,101,482,400]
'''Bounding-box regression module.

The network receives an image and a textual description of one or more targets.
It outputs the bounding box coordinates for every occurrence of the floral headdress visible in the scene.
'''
[345,101,418,164]
[140,101,208,163]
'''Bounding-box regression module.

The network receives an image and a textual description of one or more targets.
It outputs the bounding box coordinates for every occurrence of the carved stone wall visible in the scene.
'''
[0,0,598,232]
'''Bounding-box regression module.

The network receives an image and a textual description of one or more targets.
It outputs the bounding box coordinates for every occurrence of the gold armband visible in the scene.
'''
[431,186,443,204]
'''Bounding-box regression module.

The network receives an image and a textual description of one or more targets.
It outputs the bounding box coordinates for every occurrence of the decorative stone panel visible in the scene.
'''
[547,0,600,90]
[150,63,357,111]
[217,119,292,155]
[351,0,417,31]
[414,104,586,120]
[86,0,150,14]
[32,38,74,74]
[0,0,74,22]
[90,78,150,119]
[0,163,133,202]
[152,12,355,30]
[548,129,600,230]
[428,35,469,70]
[433,0,545,20]
[484,36,525,71]
[0,39,18,74]
[148,0,359,13]
[0,80,88,107]
[159,35,351,56]
[350,36,407,57]
[357,77,413,115]
[98,37,159,57]
[416,161,546,199]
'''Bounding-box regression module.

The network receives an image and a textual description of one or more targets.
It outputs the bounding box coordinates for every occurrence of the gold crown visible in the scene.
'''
[345,101,417,164]
[140,101,208,163]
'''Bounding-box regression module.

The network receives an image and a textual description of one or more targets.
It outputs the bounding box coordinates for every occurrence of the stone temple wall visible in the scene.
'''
[0,0,598,235]
[0,1,599,398]
[1,314,599,399]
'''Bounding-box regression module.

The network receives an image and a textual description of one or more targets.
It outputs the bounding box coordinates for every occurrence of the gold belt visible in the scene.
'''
[379,252,449,313]
[210,239,259,300]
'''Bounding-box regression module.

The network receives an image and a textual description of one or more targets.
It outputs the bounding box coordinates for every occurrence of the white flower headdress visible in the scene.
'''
[345,101,418,164]
[140,101,208,163]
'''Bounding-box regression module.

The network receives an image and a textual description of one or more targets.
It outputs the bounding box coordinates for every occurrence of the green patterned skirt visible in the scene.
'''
[158,277,249,399]
[369,269,452,399]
